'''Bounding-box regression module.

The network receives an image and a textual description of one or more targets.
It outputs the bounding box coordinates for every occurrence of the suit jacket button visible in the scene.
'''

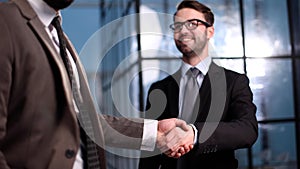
[65,149,75,159]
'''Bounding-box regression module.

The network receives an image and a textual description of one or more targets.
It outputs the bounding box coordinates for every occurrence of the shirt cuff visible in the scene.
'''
[141,119,158,151]
[189,124,198,144]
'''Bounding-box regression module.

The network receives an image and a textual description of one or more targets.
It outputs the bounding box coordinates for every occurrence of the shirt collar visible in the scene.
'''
[27,0,60,28]
[180,56,212,77]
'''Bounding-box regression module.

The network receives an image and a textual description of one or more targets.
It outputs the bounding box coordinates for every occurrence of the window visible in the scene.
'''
[62,0,300,168]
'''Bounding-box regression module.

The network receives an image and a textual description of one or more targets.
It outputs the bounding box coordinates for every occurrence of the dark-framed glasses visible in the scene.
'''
[169,19,212,32]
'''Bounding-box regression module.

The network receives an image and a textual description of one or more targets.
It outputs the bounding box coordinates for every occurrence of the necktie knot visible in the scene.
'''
[187,67,200,78]
[51,15,62,28]
[51,16,65,47]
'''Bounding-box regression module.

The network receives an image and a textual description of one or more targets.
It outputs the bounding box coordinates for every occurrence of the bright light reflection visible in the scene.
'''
[246,36,273,57]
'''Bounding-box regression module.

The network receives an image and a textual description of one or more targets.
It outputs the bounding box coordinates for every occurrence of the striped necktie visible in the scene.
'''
[51,16,106,169]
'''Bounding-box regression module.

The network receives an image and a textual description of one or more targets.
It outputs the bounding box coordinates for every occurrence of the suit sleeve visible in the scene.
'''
[194,74,258,153]
[0,14,13,169]
[100,114,145,149]
[138,83,162,169]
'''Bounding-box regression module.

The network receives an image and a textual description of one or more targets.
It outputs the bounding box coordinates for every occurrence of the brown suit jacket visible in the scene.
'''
[0,0,144,169]
[139,62,258,169]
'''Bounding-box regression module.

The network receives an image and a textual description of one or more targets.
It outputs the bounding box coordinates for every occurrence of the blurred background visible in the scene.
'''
[2,0,300,168]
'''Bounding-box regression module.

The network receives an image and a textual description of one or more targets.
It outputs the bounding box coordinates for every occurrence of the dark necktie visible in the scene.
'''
[181,67,200,123]
[51,16,105,169]
[51,16,83,104]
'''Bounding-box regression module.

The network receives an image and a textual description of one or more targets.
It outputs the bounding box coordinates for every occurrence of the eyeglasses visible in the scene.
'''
[169,19,212,33]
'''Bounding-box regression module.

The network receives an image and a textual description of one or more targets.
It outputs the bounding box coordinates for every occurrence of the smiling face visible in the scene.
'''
[174,8,214,61]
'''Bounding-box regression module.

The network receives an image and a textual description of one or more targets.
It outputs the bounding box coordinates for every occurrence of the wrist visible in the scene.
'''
[188,124,198,145]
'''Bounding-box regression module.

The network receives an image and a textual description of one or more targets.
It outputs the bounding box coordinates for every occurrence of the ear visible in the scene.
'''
[207,26,214,39]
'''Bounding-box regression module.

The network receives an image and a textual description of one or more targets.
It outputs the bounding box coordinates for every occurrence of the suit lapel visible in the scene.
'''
[13,0,75,111]
[168,70,181,117]
[13,1,106,168]
[65,35,107,169]
[196,73,211,121]
[196,62,226,122]
[28,19,73,100]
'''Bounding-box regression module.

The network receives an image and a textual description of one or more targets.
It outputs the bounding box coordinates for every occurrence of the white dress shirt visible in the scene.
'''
[27,0,157,168]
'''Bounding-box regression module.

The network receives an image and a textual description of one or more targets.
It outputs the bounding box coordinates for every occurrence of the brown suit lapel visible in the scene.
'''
[67,36,106,147]
[64,25,107,169]
[13,0,75,110]
[10,0,107,168]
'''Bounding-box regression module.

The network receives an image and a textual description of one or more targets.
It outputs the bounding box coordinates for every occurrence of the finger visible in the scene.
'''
[165,129,180,152]
[173,152,182,158]
[178,146,185,155]
[167,151,181,158]
[160,146,170,153]
[165,150,174,157]
[164,148,181,158]
[159,138,176,153]
[159,142,170,153]
[166,137,180,152]
[183,144,189,151]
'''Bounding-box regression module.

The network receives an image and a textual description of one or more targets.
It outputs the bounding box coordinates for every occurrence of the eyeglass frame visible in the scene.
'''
[169,19,212,33]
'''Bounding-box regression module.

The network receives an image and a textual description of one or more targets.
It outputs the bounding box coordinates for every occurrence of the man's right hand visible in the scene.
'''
[156,118,194,158]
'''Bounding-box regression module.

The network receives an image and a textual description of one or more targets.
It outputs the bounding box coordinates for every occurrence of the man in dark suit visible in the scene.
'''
[0,0,193,169]
[139,1,258,169]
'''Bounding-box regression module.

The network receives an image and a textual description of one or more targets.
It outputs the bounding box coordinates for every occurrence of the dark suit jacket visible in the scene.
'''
[0,1,144,169]
[139,62,258,169]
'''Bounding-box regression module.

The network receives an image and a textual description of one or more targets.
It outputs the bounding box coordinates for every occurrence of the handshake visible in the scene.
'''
[156,118,195,158]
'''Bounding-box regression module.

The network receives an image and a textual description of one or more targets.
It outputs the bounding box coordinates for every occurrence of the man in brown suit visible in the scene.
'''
[0,0,194,169]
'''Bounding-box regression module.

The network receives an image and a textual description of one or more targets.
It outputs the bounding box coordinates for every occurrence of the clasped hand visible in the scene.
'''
[157,118,194,158]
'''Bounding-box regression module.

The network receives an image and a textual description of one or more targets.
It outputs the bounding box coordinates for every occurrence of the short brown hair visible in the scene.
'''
[174,0,214,25]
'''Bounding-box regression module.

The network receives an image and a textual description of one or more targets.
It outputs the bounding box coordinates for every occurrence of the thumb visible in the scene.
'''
[175,119,189,131]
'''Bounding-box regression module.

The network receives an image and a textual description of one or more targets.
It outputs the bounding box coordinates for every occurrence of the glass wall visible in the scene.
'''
[1,0,298,168]
[137,1,299,169]
[68,1,143,168]
[61,0,300,169]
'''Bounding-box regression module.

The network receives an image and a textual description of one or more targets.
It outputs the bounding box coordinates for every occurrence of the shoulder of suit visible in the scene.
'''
[222,68,250,87]
[149,73,180,90]
[10,0,37,20]
[209,62,249,85]
[0,0,18,14]
[0,2,22,32]
[0,0,38,23]
[151,74,174,85]
[211,62,245,76]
